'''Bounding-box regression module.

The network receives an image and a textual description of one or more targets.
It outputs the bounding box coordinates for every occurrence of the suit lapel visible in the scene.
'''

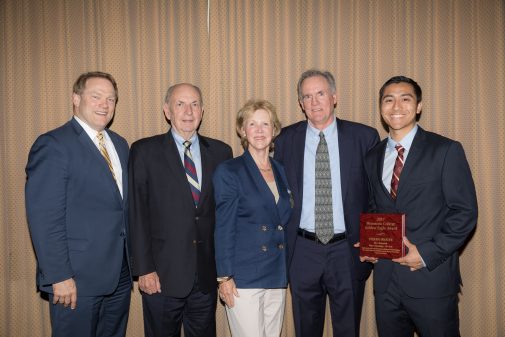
[271,160,292,225]
[199,136,212,209]
[293,122,307,200]
[109,131,128,205]
[71,119,123,204]
[161,131,195,208]
[71,118,98,157]
[376,139,391,199]
[336,119,352,202]
[243,151,285,223]
[395,127,427,197]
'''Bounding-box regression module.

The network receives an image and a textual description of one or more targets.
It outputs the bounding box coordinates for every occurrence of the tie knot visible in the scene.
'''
[319,132,325,140]
[183,140,192,149]
[395,144,405,155]
[97,131,105,144]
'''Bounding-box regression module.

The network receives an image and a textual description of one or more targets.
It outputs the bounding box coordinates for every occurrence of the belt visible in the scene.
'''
[297,228,346,245]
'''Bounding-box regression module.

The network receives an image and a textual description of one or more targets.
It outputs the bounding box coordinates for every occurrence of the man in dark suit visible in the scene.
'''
[129,83,232,337]
[362,76,478,337]
[274,69,379,337]
[25,71,131,337]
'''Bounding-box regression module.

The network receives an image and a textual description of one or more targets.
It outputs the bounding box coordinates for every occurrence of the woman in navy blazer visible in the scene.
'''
[214,99,293,337]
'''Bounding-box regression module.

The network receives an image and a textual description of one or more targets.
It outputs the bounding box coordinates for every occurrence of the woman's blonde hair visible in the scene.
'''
[236,99,282,150]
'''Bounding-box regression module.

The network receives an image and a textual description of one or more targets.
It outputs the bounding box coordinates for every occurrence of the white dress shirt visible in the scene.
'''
[74,116,123,198]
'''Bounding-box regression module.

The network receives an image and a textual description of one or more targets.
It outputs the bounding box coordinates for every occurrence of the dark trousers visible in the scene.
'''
[49,252,131,337]
[141,278,217,337]
[290,236,357,337]
[375,268,460,337]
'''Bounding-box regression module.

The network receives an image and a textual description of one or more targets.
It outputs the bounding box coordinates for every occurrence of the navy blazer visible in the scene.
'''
[213,151,293,289]
[365,127,478,297]
[274,119,379,281]
[25,118,130,296]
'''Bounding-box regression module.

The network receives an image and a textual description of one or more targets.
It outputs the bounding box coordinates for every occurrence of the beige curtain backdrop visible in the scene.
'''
[1,0,503,336]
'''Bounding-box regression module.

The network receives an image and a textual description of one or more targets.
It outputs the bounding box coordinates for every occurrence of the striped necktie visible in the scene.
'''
[97,131,116,181]
[183,140,201,207]
[390,144,405,200]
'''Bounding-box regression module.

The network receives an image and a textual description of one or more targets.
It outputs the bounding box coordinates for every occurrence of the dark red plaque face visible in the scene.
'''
[359,213,405,259]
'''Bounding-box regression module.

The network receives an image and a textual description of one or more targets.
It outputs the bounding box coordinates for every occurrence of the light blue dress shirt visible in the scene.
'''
[171,129,202,185]
[300,117,346,233]
[382,125,418,191]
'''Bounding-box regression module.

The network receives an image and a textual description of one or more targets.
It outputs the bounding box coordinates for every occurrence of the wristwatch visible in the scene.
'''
[217,276,232,284]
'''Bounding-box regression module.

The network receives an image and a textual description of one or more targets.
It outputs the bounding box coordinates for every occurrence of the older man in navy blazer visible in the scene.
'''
[362,76,478,337]
[274,69,379,337]
[25,72,131,337]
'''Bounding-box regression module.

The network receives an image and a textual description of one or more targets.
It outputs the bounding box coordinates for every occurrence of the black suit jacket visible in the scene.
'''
[128,130,232,297]
[364,127,478,297]
[274,118,379,280]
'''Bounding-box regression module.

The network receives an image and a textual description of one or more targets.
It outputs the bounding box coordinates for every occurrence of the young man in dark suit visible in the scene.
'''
[128,83,232,337]
[274,69,379,337]
[25,71,131,337]
[361,76,478,337]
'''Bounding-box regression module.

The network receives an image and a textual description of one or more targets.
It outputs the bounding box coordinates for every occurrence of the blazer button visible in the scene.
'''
[195,216,200,221]
[278,244,284,249]
[277,225,283,231]
[261,245,267,252]
[261,225,267,231]
[192,240,197,244]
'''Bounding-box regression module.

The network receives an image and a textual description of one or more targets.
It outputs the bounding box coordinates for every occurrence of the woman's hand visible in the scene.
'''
[218,278,239,308]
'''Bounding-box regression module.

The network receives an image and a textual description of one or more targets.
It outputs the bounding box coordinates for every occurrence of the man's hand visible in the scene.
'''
[218,278,239,308]
[139,272,161,295]
[354,241,379,264]
[52,278,77,309]
[392,237,425,271]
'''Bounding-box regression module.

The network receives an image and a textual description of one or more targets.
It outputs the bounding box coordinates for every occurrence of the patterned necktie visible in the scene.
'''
[390,144,405,200]
[183,140,201,207]
[315,132,334,244]
[97,131,116,181]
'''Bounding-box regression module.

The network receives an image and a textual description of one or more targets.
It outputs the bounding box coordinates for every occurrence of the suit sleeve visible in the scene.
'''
[128,143,156,276]
[25,134,74,286]
[213,164,239,277]
[417,142,478,271]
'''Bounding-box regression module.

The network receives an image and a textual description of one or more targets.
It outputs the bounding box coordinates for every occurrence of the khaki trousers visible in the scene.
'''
[225,288,286,337]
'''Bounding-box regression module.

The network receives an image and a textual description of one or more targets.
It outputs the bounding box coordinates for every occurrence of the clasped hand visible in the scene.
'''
[139,271,162,294]
[52,278,77,309]
[218,278,239,308]
[357,237,424,271]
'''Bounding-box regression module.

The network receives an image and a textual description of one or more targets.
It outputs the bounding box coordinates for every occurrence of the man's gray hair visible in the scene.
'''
[164,83,204,106]
[297,69,336,100]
